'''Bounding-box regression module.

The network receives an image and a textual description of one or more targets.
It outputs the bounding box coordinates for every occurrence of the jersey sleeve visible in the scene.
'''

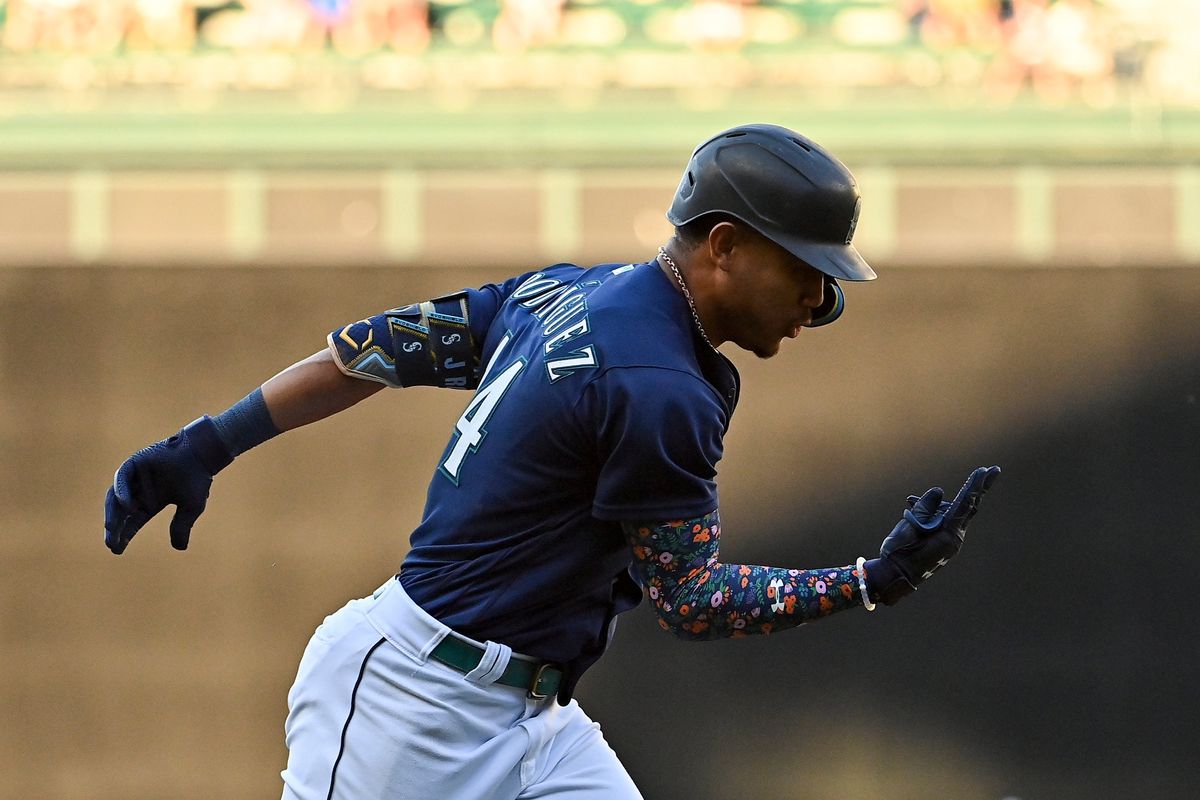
[460,282,508,345]
[325,272,536,390]
[584,366,727,522]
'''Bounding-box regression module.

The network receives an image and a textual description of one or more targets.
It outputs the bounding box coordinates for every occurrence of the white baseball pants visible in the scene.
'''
[280,577,642,800]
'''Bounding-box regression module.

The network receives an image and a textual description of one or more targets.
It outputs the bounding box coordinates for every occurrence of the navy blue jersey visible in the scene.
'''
[397,260,740,685]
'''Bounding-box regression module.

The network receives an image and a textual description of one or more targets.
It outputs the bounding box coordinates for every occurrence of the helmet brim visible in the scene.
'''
[776,235,877,282]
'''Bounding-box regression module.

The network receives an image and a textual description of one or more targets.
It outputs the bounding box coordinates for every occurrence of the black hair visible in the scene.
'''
[673,212,739,250]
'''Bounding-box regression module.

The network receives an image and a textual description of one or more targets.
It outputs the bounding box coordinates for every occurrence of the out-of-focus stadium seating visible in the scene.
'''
[0,0,1197,106]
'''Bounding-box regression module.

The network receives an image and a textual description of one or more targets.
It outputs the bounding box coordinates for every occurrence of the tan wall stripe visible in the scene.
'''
[1176,165,1200,262]
[1016,166,1054,262]
[382,169,422,261]
[538,169,581,260]
[853,166,897,259]
[70,170,108,263]
[227,169,265,261]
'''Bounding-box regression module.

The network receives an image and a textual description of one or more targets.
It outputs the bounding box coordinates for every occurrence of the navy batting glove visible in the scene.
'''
[104,416,234,555]
[866,465,1001,606]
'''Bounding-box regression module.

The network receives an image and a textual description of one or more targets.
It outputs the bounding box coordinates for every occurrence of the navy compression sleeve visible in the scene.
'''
[210,387,280,457]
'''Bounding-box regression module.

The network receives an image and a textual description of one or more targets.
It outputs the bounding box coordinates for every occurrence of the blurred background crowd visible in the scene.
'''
[2,0,1199,106]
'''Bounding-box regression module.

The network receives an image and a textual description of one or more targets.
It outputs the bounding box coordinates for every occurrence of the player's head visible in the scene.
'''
[672,216,829,359]
[667,123,875,284]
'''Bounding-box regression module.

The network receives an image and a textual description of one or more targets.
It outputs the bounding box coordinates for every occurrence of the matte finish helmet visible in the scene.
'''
[667,123,876,282]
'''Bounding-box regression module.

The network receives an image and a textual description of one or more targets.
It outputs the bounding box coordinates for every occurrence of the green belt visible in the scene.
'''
[430,635,563,700]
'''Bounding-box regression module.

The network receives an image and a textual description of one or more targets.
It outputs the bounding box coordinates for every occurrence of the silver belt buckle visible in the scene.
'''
[527,662,555,699]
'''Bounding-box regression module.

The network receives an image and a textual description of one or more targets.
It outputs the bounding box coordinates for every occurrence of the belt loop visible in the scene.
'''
[463,640,511,685]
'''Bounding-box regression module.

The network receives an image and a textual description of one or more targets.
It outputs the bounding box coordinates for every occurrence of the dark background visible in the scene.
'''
[2,264,1196,799]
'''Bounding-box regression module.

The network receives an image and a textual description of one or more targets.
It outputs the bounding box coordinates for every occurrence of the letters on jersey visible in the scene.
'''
[511,271,600,383]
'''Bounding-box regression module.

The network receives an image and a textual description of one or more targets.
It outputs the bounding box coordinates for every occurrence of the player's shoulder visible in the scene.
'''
[583,262,739,414]
[500,260,664,331]
[584,262,698,368]
[496,258,703,376]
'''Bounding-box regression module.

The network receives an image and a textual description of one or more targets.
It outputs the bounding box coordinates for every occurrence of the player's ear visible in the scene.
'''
[707,220,738,272]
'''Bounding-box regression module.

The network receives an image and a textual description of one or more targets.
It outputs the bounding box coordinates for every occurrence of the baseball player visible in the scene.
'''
[104,123,1000,799]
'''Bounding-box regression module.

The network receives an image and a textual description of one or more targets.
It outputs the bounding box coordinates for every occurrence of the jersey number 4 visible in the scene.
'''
[439,332,525,485]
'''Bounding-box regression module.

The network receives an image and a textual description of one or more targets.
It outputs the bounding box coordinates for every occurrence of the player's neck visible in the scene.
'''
[657,243,724,349]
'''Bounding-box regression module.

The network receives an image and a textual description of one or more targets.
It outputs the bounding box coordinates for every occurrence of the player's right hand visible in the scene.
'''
[104,416,234,555]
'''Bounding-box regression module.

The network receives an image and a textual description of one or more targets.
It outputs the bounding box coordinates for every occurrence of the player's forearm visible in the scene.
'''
[623,513,865,641]
[207,350,382,460]
[261,349,384,431]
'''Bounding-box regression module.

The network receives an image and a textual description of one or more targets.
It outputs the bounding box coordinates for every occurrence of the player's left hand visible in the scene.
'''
[867,465,1001,606]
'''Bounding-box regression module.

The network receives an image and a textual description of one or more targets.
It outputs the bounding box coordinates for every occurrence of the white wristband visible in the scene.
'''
[856,557,876,612]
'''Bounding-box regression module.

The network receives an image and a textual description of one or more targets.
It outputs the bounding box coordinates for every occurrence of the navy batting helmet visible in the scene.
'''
[667,124,875,283]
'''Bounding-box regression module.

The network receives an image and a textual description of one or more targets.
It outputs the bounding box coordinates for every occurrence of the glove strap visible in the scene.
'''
[182,416,235,475]
[855,557,876,612]
[864,557,917,606]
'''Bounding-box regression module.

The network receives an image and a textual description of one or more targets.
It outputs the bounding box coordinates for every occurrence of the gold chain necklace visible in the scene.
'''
[657,247,717,352]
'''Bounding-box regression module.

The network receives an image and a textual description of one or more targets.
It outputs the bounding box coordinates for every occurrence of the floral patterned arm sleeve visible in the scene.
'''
[621,510,866,640]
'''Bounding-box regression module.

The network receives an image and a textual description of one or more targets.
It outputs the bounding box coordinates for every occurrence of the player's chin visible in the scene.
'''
[750,337,783,360]
[731,327,785,359]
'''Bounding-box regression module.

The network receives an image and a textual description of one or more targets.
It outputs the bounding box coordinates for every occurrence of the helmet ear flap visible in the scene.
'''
[807,277,844,328]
